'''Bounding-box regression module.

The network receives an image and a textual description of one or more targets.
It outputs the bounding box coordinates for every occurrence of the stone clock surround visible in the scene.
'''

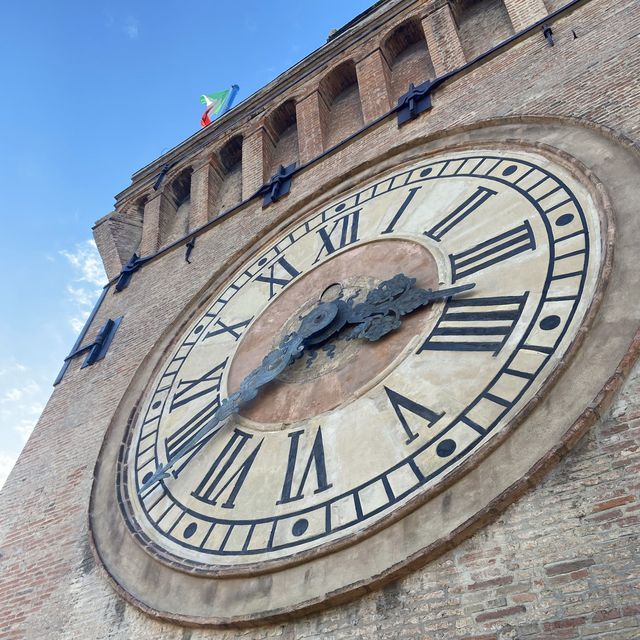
[89,118,640,625]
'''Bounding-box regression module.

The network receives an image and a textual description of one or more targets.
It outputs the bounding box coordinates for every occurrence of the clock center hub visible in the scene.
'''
[227,238,441,426]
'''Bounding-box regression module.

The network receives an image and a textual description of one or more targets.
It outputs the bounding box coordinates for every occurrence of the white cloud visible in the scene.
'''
[60,239,107,334]
[60,239,107,287]
[66,284,97,308]
[69,310,90,334]
[0,373,44,443]
[1,381,39,404]
[3,388,23,402]
[104,12,139,40]
[123,16,139,39]
[0,451,18,490]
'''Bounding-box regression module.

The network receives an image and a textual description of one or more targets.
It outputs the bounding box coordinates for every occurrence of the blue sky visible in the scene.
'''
[0,0,373,488]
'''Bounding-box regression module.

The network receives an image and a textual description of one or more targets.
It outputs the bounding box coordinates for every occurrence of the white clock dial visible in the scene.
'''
[119,148,603,572]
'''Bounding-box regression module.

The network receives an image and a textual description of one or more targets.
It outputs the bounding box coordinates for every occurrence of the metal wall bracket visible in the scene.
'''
[397,81,434,126]
[153,162,172,191]
[80,317,123,368]
[185,236,196,263]
[54,317,123,384]
[115,253,149,292]
[257,163,297,208]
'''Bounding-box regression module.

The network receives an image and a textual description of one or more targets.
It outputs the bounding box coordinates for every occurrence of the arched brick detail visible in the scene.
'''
[383,18,435,103]
[160,167,192,247]
[319,60,364,149]
[264,99,299,176]
[217,135,243,212]
[451,0,515,60]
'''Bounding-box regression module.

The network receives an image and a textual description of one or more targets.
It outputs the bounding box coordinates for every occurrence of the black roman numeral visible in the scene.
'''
[418,293,528,356]
[277,427,332,504]
[425,186,497,241]
[204,317,252,342]
[382,187,422,234]
[449,221,536,282]
[314,209,360,263]
[384,387,444,444]
[255,256,300,299]
[169,359,227,412]
[191,429,263,508]
[165,395,223,476]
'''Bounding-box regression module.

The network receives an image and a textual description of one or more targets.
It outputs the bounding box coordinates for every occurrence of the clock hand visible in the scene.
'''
[139,276,472,493]
[138,301,342,494]
[344,273,475,342]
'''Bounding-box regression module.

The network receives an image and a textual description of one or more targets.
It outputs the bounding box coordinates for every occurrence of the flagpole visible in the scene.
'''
[220,84,240,116]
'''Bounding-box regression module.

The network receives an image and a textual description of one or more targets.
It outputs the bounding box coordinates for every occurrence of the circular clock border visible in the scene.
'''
[118,145,607,576]
[89,119,640,626]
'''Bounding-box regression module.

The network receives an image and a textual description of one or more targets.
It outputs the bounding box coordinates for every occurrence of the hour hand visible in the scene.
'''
[138,299,344,495]
[139,463,172,494]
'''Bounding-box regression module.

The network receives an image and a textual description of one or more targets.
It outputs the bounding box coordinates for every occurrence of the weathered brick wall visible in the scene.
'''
[268,124,300,175]
[2,0,640,638]
[382,17,436,101]
[93,208,143,280]
[390,40,435,100]
[2,322,637,640]
[544,0,566,11]
[216,164,242,214]
[453,0,515,59]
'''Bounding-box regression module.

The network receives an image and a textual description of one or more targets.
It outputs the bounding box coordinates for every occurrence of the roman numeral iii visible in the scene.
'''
[419,294,528,356]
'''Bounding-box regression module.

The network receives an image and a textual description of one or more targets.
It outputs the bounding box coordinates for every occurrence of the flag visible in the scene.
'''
[199,85,239,127]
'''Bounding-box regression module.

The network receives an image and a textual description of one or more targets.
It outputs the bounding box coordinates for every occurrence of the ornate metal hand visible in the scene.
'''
[344,274,474,341]
[138,302,341,494]
[139,274,474,494]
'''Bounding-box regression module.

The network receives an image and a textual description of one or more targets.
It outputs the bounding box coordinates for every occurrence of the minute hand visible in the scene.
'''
[345,274,475,342]
[138,301,341,494]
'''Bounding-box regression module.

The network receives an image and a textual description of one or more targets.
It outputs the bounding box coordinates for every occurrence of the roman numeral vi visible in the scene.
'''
[277,427,332,504]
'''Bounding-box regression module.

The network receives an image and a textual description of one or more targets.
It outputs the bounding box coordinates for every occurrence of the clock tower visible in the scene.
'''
[2,0,640,638]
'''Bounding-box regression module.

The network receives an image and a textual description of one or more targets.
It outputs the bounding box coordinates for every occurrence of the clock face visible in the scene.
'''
[119,148,604,572]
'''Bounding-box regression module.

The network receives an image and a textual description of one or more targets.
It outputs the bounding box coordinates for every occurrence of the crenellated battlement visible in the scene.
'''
[95,0,552,279]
